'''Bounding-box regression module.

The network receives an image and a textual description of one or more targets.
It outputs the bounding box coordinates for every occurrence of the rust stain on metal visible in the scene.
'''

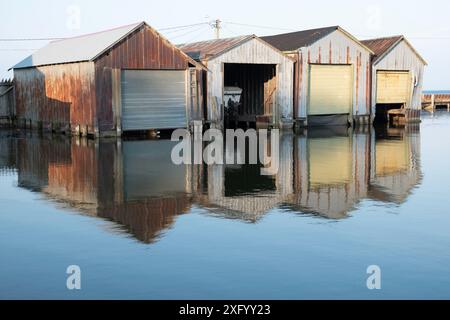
[366,61,371,112]
[329,41,332,64]
[355,52,361,114]
[298,52,303,117]
[14,23,196,134]
[179,36,251,61]
[361,36,402,60]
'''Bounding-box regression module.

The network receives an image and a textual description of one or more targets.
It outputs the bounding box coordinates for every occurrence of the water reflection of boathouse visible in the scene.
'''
[3,124,422,244]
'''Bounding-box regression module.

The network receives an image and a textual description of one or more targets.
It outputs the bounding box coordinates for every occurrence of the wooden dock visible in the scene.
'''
[422,93,450,112]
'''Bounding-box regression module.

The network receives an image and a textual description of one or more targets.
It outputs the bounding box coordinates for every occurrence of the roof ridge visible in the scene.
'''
[361,35,403,42]
[180,34,253,47]
[263,25,339,38]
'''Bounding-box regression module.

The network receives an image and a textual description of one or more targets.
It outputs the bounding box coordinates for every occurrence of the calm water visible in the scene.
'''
[1,112,450,300]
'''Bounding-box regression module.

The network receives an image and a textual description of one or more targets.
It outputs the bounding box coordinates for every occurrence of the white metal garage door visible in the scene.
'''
[309,65,353,115]
[376,71,411,104]
[121,70,187,131]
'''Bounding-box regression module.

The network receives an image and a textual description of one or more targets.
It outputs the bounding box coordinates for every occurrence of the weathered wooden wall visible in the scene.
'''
[0,132,16,172]
[14,62,96,134]
[371,40,426,118]
[0,81,15,122]
[94,24,192,132]
[292,30,372,120]
[204,37,294,127]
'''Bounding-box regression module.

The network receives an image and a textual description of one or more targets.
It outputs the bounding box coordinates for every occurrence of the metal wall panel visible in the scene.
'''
[309,65,353,115]
[121,70,187,131]
[204,38,294,125]
[296,30,372,118]
[371,40,425,111]
[94,24,192,132]
[376,71,411,104]
[14,62,97,132]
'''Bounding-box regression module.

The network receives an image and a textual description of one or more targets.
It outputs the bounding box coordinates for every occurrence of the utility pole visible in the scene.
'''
[210,19,221,39]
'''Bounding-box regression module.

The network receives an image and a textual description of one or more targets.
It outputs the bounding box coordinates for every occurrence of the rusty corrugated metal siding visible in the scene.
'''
[14,62,97,133]
[180,36,252,60]
[94,24,192,132]
[13,22,202,135]
[361,36,403,59]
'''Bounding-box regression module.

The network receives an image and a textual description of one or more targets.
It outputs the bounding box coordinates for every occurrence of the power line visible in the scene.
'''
[2,21,450,43]
[0,23,210,42]
[162,25,201,35]
[0,38,64,42]
[356,35,450,40]
[182,25,211,44]
[159,22,209,31]
[222,24,240,37]
[0,49,38,51]
[224,21,296,32]
[167,25,209,41]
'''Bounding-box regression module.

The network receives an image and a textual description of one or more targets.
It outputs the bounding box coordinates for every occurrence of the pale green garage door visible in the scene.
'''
[376,71,411,104]
[121,70,187,131]
[309,65,353,115]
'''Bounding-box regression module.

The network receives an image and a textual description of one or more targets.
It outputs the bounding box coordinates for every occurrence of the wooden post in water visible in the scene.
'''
[431,94,435,113]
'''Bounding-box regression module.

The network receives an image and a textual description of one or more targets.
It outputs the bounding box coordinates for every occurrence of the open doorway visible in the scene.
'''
[374,103,405,125]
[223,63,277,129]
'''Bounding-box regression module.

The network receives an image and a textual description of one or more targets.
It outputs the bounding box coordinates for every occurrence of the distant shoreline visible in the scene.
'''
[424,90,450,94]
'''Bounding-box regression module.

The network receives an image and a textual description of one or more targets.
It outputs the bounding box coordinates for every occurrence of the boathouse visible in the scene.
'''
[179,35,294,129]
[11,22,205,137]
[262,26,374,127]
[361,36,427,124]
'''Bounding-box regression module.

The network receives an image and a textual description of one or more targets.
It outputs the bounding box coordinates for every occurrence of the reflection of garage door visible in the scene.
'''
[308,137,352,187]
[309,65,353,115]
[376,71,410,104]
[375,140,409,177]
[121,70,187,131]
[123,140,187,201]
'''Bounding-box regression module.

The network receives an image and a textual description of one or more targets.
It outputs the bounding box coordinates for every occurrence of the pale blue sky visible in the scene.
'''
[1,0,449,89]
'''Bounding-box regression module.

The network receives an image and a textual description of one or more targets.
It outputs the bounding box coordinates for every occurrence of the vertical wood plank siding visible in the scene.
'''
[14,62,96,132]
[296,30,372,119]
[371,40,425,113]
[94,25,190,132]
[0,82,15,119]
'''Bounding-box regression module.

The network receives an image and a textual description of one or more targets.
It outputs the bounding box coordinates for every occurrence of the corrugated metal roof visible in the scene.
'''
[261,26,339,51]
[361,36,403,59]
[178,35,253,61]
[12,22,143,69]
[361,35,427,65]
